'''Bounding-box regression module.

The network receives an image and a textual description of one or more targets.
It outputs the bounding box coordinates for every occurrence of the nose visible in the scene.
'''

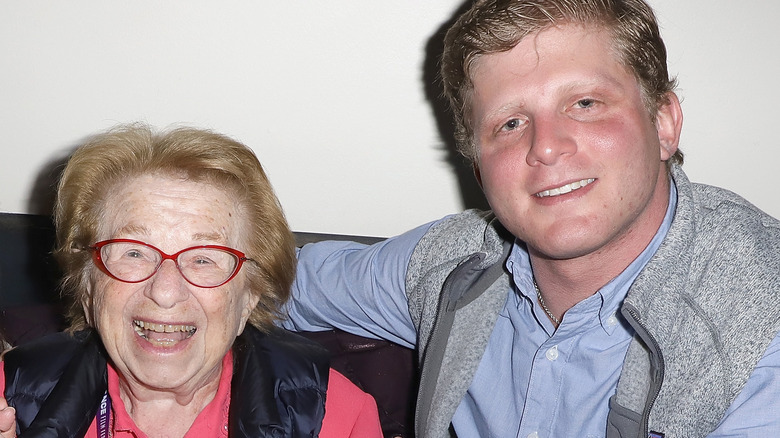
[525,114,577,166]
[144,259,189,308]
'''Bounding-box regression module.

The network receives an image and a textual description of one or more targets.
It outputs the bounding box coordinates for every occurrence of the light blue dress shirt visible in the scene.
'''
[284,184,780,437]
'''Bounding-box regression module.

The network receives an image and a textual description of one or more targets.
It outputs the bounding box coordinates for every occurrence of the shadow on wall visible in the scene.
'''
[422,0,491,213]
[27,143,79,217]
[0,145,75,345]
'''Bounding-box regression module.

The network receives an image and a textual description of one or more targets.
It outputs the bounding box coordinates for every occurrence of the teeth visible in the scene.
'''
[133,320,196,345]
[134,320,196,333]
[535,178,595,198]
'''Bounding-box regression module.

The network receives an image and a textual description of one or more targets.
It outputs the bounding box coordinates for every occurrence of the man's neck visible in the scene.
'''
[529,175,675,322]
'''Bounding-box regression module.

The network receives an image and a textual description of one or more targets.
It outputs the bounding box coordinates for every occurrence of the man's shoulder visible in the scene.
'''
[690,181,780,243]
[416,209,509,257]
[406,209,509,281]
[671,179,780,289]
[662,173,780,317]
[632,168,780,317]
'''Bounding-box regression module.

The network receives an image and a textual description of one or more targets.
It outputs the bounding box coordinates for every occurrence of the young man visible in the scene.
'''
[283,1,780,436]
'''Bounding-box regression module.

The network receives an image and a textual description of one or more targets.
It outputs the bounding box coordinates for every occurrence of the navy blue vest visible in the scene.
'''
[3,326,330,437]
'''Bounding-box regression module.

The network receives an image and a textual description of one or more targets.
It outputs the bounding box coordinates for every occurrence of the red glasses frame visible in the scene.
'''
[89,238,252,288]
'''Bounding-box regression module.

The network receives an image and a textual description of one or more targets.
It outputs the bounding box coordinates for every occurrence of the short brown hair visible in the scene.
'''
[55,123,295,332]
[441,0,681,165]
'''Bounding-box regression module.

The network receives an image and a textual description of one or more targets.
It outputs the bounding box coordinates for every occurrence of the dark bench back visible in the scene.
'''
[0,213,66,344]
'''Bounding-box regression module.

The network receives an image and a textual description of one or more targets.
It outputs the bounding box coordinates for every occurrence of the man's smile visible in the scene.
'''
[534,178,595,198]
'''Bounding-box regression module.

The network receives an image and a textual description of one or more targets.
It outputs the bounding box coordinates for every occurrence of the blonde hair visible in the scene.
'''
[55,123,295,332]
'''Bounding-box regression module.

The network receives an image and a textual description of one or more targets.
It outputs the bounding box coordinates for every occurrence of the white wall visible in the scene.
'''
[1,1,778,237]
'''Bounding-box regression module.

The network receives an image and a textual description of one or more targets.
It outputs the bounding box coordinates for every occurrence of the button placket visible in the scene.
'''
[545,345,559,361]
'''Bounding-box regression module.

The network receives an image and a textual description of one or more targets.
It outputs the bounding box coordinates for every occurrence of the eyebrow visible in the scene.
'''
[557,73,626,96]
[112,225,227,244]
[191,231,228,244]
[113,224,149,237]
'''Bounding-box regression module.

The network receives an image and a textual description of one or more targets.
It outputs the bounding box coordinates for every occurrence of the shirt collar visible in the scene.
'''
[108,351,233,437]
[507,178,678,334]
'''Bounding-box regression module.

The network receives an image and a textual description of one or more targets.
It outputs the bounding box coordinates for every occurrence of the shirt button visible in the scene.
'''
[545,345,559,361]
[527,432,539,438]
[607,313,619,327]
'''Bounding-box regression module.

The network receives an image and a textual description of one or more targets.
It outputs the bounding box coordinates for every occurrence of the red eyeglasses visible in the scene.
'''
[89,239,253,288]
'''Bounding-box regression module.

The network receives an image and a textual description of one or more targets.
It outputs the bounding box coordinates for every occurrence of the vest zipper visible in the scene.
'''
[414,253,484,437]
[623,304,665,438]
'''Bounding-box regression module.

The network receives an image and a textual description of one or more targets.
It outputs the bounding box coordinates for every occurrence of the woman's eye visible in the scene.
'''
[192,256,216,266]
[125,249,144,259]
[187,254,216,267]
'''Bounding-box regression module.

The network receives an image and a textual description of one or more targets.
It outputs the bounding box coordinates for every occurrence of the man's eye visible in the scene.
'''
[501,119,522,131]
[576,98,596,109]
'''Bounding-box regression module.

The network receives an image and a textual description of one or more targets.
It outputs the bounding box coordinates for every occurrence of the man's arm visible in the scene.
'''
[707,331,780,436]
[282,221,436,348]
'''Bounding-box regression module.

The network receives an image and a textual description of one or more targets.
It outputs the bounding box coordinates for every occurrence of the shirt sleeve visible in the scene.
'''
[319,369,383,438]
[281,221,436,348]
[707,330,780,436]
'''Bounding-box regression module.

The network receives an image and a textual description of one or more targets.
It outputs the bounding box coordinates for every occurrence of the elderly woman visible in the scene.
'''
[0,125,382,437]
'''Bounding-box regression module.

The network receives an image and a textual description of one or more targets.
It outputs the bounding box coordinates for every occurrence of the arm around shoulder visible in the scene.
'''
[284,222,435,347]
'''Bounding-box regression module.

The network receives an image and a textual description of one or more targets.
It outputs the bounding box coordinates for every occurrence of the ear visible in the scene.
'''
[237,291,260,334]
[473,163,483,189]
[82,280,95,326]
[655,91,683,161]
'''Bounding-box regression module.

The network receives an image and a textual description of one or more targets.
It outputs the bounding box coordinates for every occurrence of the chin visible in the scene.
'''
[528,225,611,260]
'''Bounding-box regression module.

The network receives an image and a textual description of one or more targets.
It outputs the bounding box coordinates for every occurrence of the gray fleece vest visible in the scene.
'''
[405,165,780,438]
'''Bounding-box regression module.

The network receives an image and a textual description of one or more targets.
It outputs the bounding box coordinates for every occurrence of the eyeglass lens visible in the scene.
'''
[100,241,239,287]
